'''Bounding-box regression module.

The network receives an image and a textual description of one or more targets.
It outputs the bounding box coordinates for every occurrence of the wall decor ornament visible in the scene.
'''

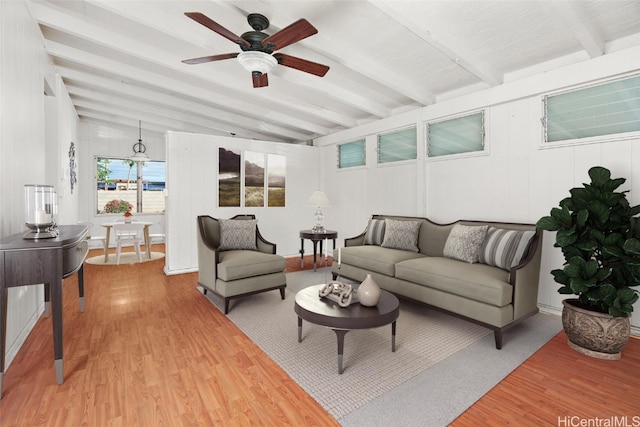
[68,142,77,194]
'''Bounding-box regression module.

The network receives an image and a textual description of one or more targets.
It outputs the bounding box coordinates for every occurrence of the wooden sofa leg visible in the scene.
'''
[224,298,230,315]
[279,287,285,300]
[494,329,503,349]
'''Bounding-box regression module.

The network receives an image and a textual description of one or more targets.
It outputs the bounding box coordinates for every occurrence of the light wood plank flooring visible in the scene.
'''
[1,245,638,426]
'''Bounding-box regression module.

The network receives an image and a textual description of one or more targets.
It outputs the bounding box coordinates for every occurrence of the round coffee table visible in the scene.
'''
[294,284,400,374]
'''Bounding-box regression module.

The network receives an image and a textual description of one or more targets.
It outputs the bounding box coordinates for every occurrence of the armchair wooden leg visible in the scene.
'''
[224,298,230,315]
[279,287,285,300]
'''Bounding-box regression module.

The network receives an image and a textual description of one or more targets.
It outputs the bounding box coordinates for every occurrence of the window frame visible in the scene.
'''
[337,138,367,169]
[376,125,417,165]
[424,110,487,161]
[95,156,166,215]
[541,73,640,148]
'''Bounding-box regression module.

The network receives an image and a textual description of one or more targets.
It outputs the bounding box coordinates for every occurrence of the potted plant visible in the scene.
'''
[537,166,640,359]
[123,210,133,223]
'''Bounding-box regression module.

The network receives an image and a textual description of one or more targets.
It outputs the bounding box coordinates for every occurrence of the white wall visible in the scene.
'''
[0,2,79,367]
[164,132,321,274]
[315,44,640,333]
[77,119,166,240]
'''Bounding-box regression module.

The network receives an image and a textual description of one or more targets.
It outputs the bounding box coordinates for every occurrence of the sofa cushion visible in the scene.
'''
[339,245,426,276]
[381,219,421,252]
[395,257,512,307]
[479,227,535,271]
[217,250,285,281]
[443,224,488,263]
[219,219,257,251]
[364,219,386,245]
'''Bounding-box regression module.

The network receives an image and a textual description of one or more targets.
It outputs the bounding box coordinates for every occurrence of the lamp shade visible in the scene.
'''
[128,120,150,161]
[307,191,332,208]
[128,151,150,161]
[237,51,277,74]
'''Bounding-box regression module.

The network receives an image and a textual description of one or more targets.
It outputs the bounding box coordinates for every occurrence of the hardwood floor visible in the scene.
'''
[451,332,640,426]
[0,246,339,427]
[1,245,639,426]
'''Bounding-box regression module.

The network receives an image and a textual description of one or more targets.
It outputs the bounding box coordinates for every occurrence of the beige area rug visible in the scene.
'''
[202,272,491,420]
[85,251,165,265]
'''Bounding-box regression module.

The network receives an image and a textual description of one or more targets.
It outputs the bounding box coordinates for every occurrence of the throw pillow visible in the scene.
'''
[443,224,489,263]
[479,227,535,270]
[364,219,386,245]
[218,219,258,251]
[381,219,421,252]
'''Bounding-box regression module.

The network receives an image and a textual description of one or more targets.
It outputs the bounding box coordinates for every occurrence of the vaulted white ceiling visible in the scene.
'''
[27,0,640,144]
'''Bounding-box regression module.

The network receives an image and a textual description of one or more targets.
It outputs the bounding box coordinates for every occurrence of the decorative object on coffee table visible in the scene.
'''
[358,273,381,306]
[319,281,358,307]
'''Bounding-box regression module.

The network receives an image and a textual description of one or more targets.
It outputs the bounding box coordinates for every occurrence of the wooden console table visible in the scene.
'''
[0,224,89,398]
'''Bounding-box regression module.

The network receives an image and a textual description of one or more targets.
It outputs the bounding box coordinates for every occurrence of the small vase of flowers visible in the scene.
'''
[123,211,133,223]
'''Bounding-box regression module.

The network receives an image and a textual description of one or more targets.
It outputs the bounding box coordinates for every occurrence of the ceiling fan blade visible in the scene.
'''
[273,53,329,77]
[261,19,317,51]
[252,72,269,88]
[185,12,251,49]
[182,52,239,65]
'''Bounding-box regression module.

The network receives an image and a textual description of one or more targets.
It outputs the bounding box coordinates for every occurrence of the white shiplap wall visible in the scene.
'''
[0,2,80,368]
[164,132,322,274]
[316,44,640,333]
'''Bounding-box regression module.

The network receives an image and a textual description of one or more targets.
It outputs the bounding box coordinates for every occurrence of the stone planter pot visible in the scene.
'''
[562,299,630,360]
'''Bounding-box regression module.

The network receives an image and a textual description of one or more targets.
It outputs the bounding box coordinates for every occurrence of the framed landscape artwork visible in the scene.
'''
[218,147,241,207]
[218,148,285,207]
[245,151,265,207]
[267,154,286,207]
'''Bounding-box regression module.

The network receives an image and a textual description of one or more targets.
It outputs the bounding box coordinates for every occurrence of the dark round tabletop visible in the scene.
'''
[299,230,338,240]
[294,284,399,330]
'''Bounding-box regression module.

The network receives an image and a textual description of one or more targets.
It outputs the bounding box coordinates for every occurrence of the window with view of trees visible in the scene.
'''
[96,157,165,214]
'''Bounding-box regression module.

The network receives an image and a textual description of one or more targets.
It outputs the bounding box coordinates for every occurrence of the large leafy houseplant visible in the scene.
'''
[536,166,640,318]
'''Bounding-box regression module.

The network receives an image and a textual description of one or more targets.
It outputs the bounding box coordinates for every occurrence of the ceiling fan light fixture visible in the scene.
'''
[237,51,277,75]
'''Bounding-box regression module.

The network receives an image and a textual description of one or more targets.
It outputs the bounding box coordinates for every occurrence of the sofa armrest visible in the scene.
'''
[256,228,277,254]
[509,229,543,320]
[345,230,366,247]
[197,218,219,288]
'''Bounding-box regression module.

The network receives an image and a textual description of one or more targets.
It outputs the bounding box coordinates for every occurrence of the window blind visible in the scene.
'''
[338,139,366,168]
[427,112,484,157]
[377,127,417,164]
[545,74,640,143]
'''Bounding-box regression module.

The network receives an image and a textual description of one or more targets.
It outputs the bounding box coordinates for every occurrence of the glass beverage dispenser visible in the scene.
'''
[24,184,59,239]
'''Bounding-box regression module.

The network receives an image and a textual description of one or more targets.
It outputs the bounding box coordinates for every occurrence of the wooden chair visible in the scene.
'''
[113,222,145,264]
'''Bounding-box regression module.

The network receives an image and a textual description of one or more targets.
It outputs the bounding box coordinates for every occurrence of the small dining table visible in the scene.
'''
[100,221,153,262]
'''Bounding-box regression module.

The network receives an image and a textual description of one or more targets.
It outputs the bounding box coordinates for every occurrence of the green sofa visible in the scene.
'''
[331,214,542,349]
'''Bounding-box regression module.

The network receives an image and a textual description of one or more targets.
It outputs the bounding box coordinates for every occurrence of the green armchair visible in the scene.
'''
[196,214,286,314]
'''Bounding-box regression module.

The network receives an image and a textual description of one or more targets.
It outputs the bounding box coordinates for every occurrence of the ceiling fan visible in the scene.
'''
[182,12,330,88]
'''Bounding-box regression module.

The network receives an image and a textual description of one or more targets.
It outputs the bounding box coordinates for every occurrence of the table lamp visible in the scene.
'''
[307,191,332,233]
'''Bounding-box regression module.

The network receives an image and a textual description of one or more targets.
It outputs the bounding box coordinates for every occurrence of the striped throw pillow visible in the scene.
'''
[479,227,535,271]
[364,219,386,245]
